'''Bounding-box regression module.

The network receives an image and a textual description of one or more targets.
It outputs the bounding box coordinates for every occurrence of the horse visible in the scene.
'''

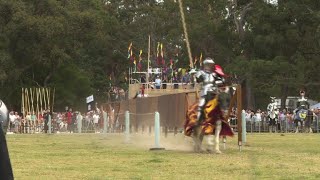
[184,93,234,154]
[294,108,314,133]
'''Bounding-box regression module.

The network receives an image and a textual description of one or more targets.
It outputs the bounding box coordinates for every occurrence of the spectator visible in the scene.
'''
[9,111,15,132]
[43,109,50,133]
[72,111,77,132]
[56,113,63,132]
[255,109,262,132]
[155,76,161,89]
[286,112,294,132]
[66,108,73,133]
[140,84,145,97]
[245,110,251,131]
[182,72,191,89]
[279,109,286,132]
[76,111,83,133]
[93,113,100,133]
[14,112,21,133]
[30,112,37,133]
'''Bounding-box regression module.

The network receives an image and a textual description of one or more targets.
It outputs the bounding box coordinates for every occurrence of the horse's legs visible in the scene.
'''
[206,135,214,153]
[214,120,222,154]
[295,120,299,133]
[193,126,202,152]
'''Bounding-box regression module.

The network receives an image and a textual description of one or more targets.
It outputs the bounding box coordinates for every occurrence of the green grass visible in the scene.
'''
[6,133,320,180]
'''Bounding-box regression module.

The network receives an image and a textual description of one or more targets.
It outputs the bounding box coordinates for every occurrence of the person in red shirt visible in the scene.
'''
[66,108,73,133]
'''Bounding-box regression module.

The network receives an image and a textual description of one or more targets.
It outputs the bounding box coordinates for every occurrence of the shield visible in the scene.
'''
[0,100,9,135]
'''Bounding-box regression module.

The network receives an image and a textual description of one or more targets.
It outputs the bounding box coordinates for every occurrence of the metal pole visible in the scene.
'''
[236,84,242,151]
[48,114,52,134]
[103,111,108,134]
[150,112,165,150]
[146,35,150,96]
[154,112,160,148]
[125,111,130,143]
[77,114,82,133]
[317,115,319,133]
[242,110,246,144]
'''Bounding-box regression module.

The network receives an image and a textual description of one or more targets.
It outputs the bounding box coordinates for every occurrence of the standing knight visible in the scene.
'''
[195,57,225,122]
[295,90,309,111]
[267,97,278,132]
[293,90,310,133]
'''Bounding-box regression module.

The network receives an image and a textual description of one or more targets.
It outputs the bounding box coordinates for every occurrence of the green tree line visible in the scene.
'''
[0,0,319,111]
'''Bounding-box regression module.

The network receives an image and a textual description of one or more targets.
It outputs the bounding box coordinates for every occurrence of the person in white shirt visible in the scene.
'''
[76,112,83,133]
[255,109,262,132]
[154,76,161,89]
[93,113,100,133]
[9,111,16,132]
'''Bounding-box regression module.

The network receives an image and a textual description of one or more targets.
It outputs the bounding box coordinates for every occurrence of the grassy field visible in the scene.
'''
[6,133,320,180]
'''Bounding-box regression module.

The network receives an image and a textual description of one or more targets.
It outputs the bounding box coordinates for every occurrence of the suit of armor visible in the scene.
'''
[294,91,310,114]
[0,100,14,179]
[196,68,224,121]
[267,101,277,117]
[267,98,278,126]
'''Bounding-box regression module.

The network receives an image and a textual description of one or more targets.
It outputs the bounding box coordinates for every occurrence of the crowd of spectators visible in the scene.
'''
[228,108,320,133]
[7,107,121,134]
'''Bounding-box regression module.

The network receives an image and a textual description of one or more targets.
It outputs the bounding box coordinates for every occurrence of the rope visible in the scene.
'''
[178,0,193,68]
[117,112,155,116]
[129,112,155,116]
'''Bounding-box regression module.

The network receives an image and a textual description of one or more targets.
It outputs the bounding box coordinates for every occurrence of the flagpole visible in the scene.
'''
[146,35,151,96]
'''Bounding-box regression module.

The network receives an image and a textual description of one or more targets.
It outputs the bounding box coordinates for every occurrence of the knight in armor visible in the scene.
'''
[0,100,14,179]
[195,57,225,122]
[267,97,278,132]
[294,90,310,133]
[295,90,309,111]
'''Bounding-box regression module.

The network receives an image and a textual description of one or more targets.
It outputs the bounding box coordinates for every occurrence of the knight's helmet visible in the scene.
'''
[270,96,276,103]
[0,99,9,135]
[203,57,215,72]
[299,90,305,98]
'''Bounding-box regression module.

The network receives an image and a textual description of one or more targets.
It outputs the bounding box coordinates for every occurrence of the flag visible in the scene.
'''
[157,42,160,56]
[138,50,142,71]
[139,50,143,61]
[133,56,136,65]
[127,42,132,59]
[194,57,198,67]
[160,43,165,65]
[156,42,161,65]
[130,49,134,62]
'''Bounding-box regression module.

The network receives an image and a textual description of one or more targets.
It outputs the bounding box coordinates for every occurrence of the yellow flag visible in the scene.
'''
[160,43,164,57]
[139,50,142,61]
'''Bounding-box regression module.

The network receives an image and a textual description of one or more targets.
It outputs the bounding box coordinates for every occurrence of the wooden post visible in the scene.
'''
[25,88,30,114]
[42,88,47,111]
[36,88,40,120]
[30,88,35,114]
[146,35,150,96]
[22,88,25,118]
[236,84,243,151]
[52,88,55,113]
[39,88,43,114]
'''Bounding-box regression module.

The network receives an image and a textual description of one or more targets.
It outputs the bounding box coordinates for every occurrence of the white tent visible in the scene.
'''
[310,103,320,109]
